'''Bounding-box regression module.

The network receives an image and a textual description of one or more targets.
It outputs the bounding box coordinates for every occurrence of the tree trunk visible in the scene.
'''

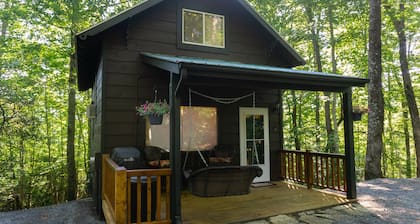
[302,2,330,151]
[66,0,80,201]
[365,0,384,180]
[292,91,301,151]
[0,1,9,80]
[67,52,77,200]
[385,3,420,177]
[386,72,393,177]
[403,101,412,178]
[0,1,8,37]
[327,2,339,153]
[44,80,54,203]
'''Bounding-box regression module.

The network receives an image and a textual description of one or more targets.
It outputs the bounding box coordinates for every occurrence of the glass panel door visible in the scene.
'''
[240,108,270,183]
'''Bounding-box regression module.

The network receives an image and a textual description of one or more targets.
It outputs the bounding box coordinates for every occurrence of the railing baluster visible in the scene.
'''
[300,152,304,182]
[137,177,141,224]
[147,177,152,222]
[156,176,162,221]
[102,154,172,224]
[291,152,294,180]
[331,157,335,190]
[336,158,341,191]
[127,179,131,224]
[166,175,171,220]
[288,152,292,180]
[279,150,347,193]
[326,157,330,188]
[320,156,324,187]
[343,159,347,192]
[296,152,299,181]
[314,155,318,186]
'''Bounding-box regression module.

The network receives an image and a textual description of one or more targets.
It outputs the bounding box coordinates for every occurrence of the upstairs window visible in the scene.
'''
[182,9,225,48]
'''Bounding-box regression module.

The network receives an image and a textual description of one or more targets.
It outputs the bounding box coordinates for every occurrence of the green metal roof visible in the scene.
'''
[141,52,369,91]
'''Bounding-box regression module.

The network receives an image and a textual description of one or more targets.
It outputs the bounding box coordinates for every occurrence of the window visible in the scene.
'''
[147,107,218,151]
[182,9,225,48]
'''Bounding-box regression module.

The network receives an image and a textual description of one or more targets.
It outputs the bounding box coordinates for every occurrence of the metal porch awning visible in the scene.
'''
[141,52,369,92]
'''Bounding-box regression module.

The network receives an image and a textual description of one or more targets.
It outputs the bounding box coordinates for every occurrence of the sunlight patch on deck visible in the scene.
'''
[182,181,351,224]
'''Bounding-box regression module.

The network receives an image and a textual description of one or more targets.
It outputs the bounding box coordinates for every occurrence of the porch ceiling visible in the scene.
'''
[141,52,369,92]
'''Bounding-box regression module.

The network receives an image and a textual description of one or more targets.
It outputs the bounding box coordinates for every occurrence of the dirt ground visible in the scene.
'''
[0,178,419,224]
[357,178,420,224]
[0,198,103,224]
[244,178,420,224]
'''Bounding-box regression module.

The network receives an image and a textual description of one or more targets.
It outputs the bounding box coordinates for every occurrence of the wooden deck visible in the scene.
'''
[182,181,353,224]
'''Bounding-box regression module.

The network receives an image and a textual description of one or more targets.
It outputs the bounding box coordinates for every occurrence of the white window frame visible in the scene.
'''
[182,8,225,48]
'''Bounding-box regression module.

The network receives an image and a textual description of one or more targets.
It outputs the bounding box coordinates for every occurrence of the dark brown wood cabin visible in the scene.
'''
[76,0,368,223]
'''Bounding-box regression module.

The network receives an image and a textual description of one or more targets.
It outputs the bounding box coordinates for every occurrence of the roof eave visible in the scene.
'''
[141,53,369,91]
[76,0,164,39]
[182,63,368,88]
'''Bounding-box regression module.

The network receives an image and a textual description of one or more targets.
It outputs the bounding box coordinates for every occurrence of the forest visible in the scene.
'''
[0,0,419,211]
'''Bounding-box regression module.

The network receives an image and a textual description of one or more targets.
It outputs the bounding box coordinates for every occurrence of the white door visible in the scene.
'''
[239,107,270,183]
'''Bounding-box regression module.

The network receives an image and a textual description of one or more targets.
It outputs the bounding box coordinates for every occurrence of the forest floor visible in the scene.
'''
[243,178,420,224]
[0,178,418,224]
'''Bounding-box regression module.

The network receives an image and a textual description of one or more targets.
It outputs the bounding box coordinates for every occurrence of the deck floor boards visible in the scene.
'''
[181,181,351,224]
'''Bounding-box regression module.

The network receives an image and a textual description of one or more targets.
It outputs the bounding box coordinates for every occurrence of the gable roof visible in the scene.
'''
[76,0,305,91]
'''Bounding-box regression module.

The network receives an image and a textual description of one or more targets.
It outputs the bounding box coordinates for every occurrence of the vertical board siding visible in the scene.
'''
[99,0,288,155]
[91,59,104,154]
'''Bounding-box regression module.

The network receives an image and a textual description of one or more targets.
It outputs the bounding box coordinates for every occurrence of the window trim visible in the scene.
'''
[182,8,225,49]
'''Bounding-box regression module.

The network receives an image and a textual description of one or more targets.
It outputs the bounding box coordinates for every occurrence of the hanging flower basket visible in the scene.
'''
[136,99,169,125]
[148,114,164,125]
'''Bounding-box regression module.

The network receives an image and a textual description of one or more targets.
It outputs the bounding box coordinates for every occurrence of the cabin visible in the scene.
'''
[76,0,368,223]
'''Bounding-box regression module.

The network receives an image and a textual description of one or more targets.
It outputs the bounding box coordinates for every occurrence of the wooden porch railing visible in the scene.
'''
[102,154,172,224]
[280,150,347,192]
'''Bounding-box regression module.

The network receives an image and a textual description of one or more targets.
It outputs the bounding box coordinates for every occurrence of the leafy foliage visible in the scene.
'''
[0,0,144,210]
[136,100,170,116]
[249,0,419,180]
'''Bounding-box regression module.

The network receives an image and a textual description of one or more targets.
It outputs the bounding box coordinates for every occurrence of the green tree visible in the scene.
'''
[366,0,384,180]
[384,1,420,177]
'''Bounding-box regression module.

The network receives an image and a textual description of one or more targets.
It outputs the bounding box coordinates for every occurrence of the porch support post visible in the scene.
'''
[279,89,284,152]
[343,88,357,199]
[279,89,285,179]
[169,72,182,223]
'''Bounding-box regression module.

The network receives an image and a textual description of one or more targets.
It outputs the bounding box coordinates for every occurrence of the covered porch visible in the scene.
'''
[141,52,368,223]
[101,53,368,224]
[102,151,355,224]
[101,153,353,224]
[142,53,368,220]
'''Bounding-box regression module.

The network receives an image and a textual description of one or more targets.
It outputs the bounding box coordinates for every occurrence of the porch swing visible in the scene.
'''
[184,88,263,197]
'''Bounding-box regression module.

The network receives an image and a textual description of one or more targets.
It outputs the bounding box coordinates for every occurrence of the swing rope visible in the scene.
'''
[190,89,255,105]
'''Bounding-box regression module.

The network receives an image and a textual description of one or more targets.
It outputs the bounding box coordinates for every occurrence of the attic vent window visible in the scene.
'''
[182,9,225,48]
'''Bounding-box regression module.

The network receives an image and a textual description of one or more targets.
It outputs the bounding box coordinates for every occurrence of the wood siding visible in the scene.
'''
[91,58,104,155]
[98,0,289,180]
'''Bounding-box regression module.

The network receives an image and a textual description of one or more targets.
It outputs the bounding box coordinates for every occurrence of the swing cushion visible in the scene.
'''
[188,166,263,197]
